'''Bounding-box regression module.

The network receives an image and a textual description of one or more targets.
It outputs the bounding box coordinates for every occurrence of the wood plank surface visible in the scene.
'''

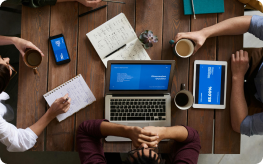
[160,0,190,153]
[135,0,163,60]
[46,2,78,151]
[188,14,217,153]
[103,1,136,152]
[214,0,243,154]
[17,6,50,151]
[107,0,135,29]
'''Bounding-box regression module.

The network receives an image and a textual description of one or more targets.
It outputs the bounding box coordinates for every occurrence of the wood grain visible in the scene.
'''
[136,0,163,60]
[107,0,135,29]
[103,1,136,152]
[188,14,217,154]
[46,2,78,151]
[18,6,50,151]
[159,0,190,153]
[214,0,243,154]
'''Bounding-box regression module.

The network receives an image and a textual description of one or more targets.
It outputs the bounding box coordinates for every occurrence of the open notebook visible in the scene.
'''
[86,13,150,67]
[43,74,96,122]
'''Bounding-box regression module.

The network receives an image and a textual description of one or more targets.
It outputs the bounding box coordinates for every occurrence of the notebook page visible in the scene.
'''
[44,75,96,122]
[86,13,137,58]
[102,39,151,67]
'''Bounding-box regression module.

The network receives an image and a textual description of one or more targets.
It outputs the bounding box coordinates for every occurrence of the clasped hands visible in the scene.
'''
[127,126,166,148]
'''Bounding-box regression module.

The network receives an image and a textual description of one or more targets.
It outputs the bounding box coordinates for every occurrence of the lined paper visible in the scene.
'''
[44,74,96,122]
[87,13,150,67]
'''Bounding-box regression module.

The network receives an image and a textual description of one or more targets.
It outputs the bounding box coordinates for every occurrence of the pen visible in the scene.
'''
[102,0,125,4]
[191,0,196,19]
[63,97,69,104]
[79,5,107,17]
[104,44,126,59]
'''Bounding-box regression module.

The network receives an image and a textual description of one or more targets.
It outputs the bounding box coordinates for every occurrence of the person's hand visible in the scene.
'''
[173,30,207,55]
[46,93,71,120]
[12,37,44,57]
[77,0,101,7]
[143,126,166,145]
[231,50,249,80]
[127,126,159,148]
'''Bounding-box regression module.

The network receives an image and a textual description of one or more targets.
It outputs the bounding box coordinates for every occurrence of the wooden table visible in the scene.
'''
[17,0,243,153]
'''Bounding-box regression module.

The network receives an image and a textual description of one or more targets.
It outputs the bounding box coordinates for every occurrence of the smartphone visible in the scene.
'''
[49,34,71,65]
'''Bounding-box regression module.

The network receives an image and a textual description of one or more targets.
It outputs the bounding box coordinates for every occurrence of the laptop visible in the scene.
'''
[105,60,175,141]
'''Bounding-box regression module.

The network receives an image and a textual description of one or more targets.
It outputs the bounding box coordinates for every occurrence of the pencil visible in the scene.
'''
[79,5,107,17]
[102,0,125,4]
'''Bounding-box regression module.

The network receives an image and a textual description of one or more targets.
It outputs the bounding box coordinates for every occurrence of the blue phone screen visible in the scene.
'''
[50,36,70,62]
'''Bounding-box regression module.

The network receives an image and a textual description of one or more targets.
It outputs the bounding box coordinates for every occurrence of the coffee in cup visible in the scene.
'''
[169,39,194,58]
[174,83,194,110]
[23,49,42,75]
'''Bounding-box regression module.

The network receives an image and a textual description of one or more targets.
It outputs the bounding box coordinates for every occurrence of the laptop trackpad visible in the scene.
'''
[128,123,149,128]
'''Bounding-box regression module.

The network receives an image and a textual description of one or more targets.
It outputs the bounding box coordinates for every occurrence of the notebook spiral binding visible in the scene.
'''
[43,74,81,97]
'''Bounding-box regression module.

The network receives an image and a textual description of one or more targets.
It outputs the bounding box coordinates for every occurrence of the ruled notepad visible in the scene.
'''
[43,74,96,122]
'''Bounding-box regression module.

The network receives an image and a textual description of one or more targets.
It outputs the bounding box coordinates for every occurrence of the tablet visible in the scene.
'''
[193,60,227,109]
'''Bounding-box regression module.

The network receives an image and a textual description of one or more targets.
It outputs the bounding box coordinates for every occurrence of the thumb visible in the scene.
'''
[192,44,201,55]
[19,50,25,57]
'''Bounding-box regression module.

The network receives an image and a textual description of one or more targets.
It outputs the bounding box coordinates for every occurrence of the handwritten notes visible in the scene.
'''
[43,74,96,122]
[87,13,151,67]
[102,39,151,66]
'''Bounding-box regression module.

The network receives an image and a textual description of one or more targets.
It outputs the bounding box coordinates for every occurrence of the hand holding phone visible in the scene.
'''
[49,34,71,65]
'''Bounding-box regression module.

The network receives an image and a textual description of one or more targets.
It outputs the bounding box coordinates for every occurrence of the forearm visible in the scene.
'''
[100,122,130,138]
[0,36,16,46]
[161,126,188,142]
[29,110,54,136]
[230,77,248,133]
[202,16,252,38]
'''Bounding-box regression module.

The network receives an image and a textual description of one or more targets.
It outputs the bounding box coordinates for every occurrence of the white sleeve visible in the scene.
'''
[0,116,38,152]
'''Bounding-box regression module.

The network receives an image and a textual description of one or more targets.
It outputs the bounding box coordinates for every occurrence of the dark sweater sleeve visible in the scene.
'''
[168,126,201,164]
[76,119,109,164]
[21,0,57,8]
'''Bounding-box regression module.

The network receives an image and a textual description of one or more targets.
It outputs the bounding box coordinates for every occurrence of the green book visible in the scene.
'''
[183,0,225,15]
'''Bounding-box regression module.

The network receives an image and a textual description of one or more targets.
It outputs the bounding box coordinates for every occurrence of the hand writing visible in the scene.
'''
[47,93,71,120]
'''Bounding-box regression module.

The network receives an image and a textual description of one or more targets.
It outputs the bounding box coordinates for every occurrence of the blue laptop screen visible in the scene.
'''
[109,64,172,90]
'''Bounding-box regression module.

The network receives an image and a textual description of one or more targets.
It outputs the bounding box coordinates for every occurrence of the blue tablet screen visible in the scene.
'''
[195,64,225,105]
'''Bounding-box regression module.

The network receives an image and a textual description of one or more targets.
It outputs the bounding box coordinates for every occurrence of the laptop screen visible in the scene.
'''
[109,64,172,91]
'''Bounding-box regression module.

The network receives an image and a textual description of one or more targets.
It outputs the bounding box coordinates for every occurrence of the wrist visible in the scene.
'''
[46,108,56,121]
[125,126,134,139]
[232,75,245,81]
[200,28,211,38]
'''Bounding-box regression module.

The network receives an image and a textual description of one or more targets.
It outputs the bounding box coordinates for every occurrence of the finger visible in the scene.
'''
[240,50,244,60]
[231,54,235,63]
[236,51,240,61]
[173,33,184,45]
[64,97,71,106]
[58,93,69,103]
[192,45,200,55]
[138,139,158,147]
[244,51,248,60]
[27,43,44,56]
[19,50,25,57]
[139,134,159,142]
[63,105,70,113]
[141,130,157,136]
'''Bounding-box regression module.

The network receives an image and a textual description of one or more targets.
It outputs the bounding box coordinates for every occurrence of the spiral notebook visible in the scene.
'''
[43,74,96,122]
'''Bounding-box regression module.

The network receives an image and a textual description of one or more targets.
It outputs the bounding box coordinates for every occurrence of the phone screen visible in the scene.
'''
[50,36,70,62]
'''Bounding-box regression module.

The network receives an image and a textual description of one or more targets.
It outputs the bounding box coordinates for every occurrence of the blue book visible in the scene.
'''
[183,0,225,15]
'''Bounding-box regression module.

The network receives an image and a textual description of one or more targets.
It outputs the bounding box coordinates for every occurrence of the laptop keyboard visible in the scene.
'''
[110,99,166,121]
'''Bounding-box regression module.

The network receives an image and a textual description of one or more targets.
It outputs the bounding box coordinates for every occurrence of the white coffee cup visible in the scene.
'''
[174,84,194,110]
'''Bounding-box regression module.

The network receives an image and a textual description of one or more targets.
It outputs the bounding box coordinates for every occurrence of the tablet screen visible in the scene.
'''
[195,64,226,105]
